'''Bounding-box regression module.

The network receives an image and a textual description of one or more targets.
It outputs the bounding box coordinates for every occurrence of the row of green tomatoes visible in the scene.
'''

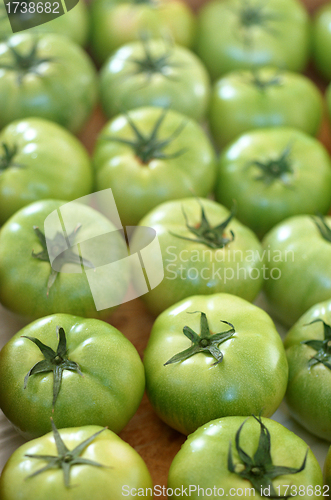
[1,0,331,81]
[1,0,331,134]
[1,290,331,498]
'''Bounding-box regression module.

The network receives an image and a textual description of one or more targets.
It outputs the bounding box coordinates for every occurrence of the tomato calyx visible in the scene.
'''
[0,142,23,173]
[105,108,187,164]
[23,325,83,409]
[128,36,181,81]
[25,419,108,487]
[229,0,280,46]
[247,143,294,185]
[228,415,308,498]
[1,39,56,84]
[312,214,331,243]
[164,311,235,366]
[132,0,156,5]
[170,201,236,249]
[302,319,331,370]
[31,225,94,295]
[246,69,284,92]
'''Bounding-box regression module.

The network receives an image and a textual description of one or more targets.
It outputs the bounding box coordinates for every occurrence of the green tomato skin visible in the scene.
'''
[0,426,153,500]
[0,34,98,133]
[209,68,323,148]
[90,0,196,65]
[93,108,216,227]
[313,3,331,81]
[324,446,331,487]
[0,1,89,46]
[263,215,331,327]
[216,128,331,239]
[284,300,331,442]
[0,314,145,439]
[0,118,93,226]
[132,198,264,316]
[327,83,331,125]
[168,417,323,499]
[0,200,130,321]
[144,294,288,435]
[196,0,311,81]
[100,40,210,121]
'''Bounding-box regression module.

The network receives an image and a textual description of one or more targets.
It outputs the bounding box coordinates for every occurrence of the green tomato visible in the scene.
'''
[100,39,210,121]
[90,0,196,65]
[93,108,216,227]
[0,314,145,439]
[313,2,331,81]
[216,128,331,239]
[131,197,264,316]
[0,118,93,226]
[263,214,331,327]
[284,300,331,442]
[196,0,311,81]
[324,446,331,489]
[0,1,89,46]
[0,199,130,321]
[144,294,288,435]
[209,67,323,148]
[0,424,152,500]
[168,416,323,499]
[0,33,97,133]
[327,83,331,125]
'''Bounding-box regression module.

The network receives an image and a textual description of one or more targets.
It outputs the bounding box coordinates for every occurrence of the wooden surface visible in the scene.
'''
[1,0,331,494]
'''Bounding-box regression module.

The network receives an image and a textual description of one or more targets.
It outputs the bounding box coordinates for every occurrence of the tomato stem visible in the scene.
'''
[25,420,108,488]
[170,200,236,249]
[312,214,331,243]
[0,142,23,172]
[128,34,182,82]
[228,416,308,498]
[104,107,187,164]
[228,0,281,47]
[23,325,83,408]
[247,143,294,185]
[302,319,331,369]
[0,38,56,84]
[164,312,235,366]
[31,225,94,295]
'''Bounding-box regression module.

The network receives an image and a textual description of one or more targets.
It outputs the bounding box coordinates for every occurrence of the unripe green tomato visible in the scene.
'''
[263,214,331,327]
[90,0,196,65]
[313,2,331,81]
[196,0,311,81]
[131,198,264,316]
[327,83,331,125]
[100,39,210,122]
[0,314,145,439]
[0,200,130,321]
[209,67,323,148]
[144,294,288,435]
[0,426,153,500]
[93,108,216,227]
[324,446,331,488]
[0,118,93,226]
[0,1,89,46]
[216,128,331,239]
[168,416,323,499]
[284,300,331,442]
[0,33,98,133]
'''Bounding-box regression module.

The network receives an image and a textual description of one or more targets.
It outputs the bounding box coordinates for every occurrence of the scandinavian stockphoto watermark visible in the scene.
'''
[43,189,164,311]
[165,246,294,283]
[2,0,81,33]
